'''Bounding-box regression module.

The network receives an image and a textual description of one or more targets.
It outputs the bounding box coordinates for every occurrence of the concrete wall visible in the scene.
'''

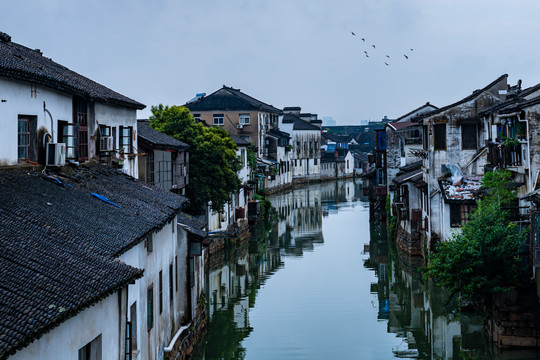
[11,289,126,360]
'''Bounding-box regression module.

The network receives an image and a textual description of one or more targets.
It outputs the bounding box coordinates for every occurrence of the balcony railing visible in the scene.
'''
[487,142,522,168]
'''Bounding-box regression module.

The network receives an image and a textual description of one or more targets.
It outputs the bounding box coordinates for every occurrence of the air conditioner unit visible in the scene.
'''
[237,124,243,129]
[46,143,66,167]
[100,136,113,152]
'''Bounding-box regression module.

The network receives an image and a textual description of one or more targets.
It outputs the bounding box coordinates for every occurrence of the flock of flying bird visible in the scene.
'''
[351,31,413,66]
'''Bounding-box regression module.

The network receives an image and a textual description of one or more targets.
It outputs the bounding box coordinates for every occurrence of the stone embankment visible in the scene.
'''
[486,288,540,347]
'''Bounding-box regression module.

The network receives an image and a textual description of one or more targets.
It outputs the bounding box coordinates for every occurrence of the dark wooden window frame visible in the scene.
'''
[147,285,153,331]
[434,123,446,151]
[461,123,478,150]
[73,96,88,161]
[159,270,163,314]
[120,126,133,154]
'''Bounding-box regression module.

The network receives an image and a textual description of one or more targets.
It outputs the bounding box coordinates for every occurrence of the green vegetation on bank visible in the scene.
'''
[422,169,529,306]
[149,105,241,215]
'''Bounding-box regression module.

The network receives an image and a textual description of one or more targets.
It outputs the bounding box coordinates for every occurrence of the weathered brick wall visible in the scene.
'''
[486,288,540,347]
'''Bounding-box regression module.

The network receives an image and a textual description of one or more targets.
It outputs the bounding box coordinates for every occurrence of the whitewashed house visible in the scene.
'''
[206,134,252,232]
[280,107,322,183]
[421,75,509,246]
[0,32,145,178]
[0,164,190,360]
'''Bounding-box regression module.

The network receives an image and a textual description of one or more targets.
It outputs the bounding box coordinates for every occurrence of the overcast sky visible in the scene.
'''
[2,0,540,124]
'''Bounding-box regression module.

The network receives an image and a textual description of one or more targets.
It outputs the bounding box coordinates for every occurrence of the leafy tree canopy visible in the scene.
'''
[423,169,528,305]
[149,104,241,214]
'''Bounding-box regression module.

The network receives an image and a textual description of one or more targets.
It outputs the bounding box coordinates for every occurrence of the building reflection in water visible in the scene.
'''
[366,218,540,359]
[195,182,331,359]
[195,179,539,360]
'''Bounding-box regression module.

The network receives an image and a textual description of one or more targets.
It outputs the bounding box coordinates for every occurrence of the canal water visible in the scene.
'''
[193,180,540,360]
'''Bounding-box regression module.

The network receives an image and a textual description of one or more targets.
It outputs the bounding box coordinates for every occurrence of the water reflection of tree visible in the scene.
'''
[366,218,500,360]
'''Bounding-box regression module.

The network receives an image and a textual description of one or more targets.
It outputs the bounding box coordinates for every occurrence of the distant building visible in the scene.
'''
[280,107,322,183]
[322,116,336,126]
[184,86,282,159]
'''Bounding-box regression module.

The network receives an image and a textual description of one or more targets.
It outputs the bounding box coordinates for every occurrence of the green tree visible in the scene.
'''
[423,169,528,305]
[149,105,241,215]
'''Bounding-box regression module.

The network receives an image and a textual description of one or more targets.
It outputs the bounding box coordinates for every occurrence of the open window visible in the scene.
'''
[434,123,446,150]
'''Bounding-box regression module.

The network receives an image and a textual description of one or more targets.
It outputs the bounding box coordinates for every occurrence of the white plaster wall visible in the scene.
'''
[0,78,139,177]
[119,217,186,360]
[344,152,354,176]
[237,145,250,184]
[0,78,73,165]
[266,146,293,190]
[94,103,138,178]
[11,290,124,360]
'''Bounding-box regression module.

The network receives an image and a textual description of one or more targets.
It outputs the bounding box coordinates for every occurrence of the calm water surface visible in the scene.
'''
[193,180,540,360]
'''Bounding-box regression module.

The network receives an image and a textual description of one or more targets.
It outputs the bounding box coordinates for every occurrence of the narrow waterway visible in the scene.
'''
[193,180,540,360]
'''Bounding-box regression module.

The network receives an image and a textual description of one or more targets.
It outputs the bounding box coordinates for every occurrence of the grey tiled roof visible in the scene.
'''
[185,85,281,114]
[229,133,251,146]
[282,114,320,131]
[137,120,189,149]
[178,212,207,239]
[0,164,188,358]
[0,32,145,109]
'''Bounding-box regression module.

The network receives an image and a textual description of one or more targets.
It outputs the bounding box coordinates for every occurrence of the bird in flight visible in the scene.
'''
[361,38,365,42]
[386,55,390,58]
[410,48,414,51]
[385,62,389,66]
[372,44,376,49]
[351,31,356,36]
[365,53,369,58]
[404,55,409,59]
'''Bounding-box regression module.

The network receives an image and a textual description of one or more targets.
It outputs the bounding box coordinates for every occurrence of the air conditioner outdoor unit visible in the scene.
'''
[100,136,113,152]
[46,143,66,167]
[237,124,243,129]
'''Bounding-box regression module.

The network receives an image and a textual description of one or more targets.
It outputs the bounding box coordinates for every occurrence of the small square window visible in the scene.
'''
[213,114,224,126]
[239,113,250,125]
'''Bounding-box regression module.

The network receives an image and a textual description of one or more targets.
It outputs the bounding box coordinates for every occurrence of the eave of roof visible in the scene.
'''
[424,74,508,118]
[185,85,282,114]
[395,102,438,121]
[0,34,145,110]
[137,120,189,150]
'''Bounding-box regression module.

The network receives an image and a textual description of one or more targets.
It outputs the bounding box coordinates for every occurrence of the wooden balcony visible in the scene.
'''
[487,142,522,168]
